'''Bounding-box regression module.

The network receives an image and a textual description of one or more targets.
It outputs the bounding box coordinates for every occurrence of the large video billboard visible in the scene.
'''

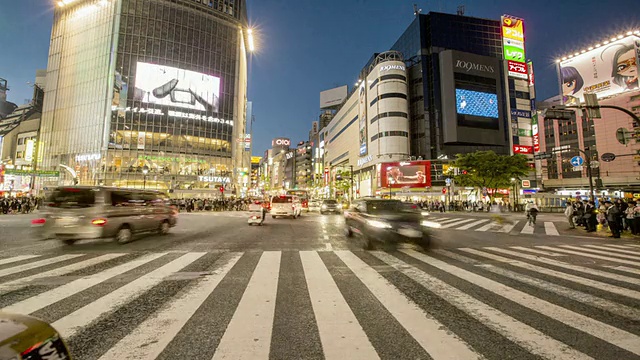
[455,89,499,118]
[358,82,368,156]
[559,35,640,104]
[134,62,220,112]
[380,161,432,188]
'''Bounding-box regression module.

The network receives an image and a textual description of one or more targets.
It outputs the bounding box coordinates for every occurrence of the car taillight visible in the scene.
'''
[91,218,107,226]
[31,218,46,225]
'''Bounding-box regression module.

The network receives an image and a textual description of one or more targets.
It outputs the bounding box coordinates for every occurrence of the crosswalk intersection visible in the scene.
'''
[0,243,638,359]
[427,215,562,236]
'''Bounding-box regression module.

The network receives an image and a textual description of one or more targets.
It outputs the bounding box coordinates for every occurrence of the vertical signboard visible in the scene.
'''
[24,139,35,162]
[531,112,540,153]
[501,16,528,79]
[244,134,251,151]
[358,82,368,156]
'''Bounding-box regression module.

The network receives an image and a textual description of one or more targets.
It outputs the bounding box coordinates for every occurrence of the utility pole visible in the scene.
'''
[350,165,354,203]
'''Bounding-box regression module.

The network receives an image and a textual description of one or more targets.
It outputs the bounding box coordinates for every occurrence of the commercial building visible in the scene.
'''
[37,0,250,197]
[294,141,312,189]
[536,31,640,199]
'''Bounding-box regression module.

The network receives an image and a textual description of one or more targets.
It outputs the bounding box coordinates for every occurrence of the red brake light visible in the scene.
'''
[91,218,107,226]
[31,218,46,225]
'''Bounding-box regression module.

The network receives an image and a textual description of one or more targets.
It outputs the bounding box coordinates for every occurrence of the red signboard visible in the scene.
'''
[507,60,528,79]
[532,134,540,152]
[380,161,432,188]
[513,145,533,154]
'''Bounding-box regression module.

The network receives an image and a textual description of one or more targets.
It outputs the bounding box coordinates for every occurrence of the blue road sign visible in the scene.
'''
[570,156,584,167]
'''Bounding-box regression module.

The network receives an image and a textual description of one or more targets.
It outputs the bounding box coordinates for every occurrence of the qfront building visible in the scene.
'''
[38,0,249,197]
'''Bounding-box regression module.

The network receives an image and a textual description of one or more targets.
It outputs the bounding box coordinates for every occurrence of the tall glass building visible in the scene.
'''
[38,0,249,196]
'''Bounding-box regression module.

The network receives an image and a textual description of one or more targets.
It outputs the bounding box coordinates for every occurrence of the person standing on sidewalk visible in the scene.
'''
[626,201,638,235]
[605,201,621,238]
[585,200,597,233]
[565,202,575,229]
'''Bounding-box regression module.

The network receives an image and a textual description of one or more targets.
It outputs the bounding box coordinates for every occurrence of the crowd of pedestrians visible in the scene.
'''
[0,197,42,214]
[565,199,640,238]
[170,198,254,212]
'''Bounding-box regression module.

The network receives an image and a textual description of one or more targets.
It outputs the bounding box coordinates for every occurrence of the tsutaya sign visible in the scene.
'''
[357,155,373,167]
[198,176,230,183]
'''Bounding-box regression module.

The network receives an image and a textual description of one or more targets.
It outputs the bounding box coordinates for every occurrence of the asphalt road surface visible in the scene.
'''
[0,210,639,360]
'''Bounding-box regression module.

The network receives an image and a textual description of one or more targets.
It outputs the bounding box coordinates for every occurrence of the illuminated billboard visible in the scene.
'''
[502,15,528,79]
[455,89,499,118]
[134,62,220,112]
[559,35,640,104]
[380,161,431,188]
[358,82,368,156]
[320,85,348,109]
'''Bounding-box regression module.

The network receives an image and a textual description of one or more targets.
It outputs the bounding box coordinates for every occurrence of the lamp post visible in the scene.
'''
[142,165,149,190]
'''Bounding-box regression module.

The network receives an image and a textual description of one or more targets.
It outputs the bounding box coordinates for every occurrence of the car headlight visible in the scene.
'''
[421,220,442,228]
[421,211,430,216]
[321,205,327,209]
[367,219,392,229]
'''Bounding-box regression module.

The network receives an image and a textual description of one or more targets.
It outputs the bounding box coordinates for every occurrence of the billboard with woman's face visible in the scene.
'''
[559,35,639,104]
[358,82,368,156]
[380,161,431,188]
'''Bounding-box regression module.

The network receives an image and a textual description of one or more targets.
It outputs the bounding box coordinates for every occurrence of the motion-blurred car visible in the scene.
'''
[320,199,341,214]
[0,312,72,360]
[308,200,321,212]
[344,198,431,250]
[33,186,177,245]
[270,195,302,219]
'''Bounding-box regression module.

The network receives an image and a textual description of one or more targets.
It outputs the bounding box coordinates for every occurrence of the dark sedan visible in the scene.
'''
[344,198,430,249]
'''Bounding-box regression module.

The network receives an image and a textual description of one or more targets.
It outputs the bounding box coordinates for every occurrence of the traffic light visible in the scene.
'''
[544,109,574,121]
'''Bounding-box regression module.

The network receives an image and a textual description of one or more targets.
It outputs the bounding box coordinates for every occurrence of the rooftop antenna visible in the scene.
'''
[413,4,422,16]
[457,5,465,15]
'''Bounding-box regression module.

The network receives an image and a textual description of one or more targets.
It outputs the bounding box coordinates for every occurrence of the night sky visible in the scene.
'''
[1,0,638,154]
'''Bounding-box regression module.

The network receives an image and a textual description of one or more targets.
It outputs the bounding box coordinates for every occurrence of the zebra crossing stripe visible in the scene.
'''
[495,247,640,287]
[0,253,127,293]
[475,222,495,232]
[439,218,477,229]
[457,219,490,230]
[584,244,640,255]
[373,251,589,360]
[436,218,463,225]
[401,249,640,356]
[536,246,640,267]
[568,245,640,260]
[443,249,640,320]
[520,223,535,234]
[513,247,566,257]
[2,253,167,315]
[52,252,206,338]
[335,251,480,360]
[605,244,637,249]
[300,251,378,360]
[602,265,640,276]
[0,254,85,278]
[544,222,560,236]
[212,252,281,360]
[499,222,517,233]
[0,255,41,266]
[99,253,243,360]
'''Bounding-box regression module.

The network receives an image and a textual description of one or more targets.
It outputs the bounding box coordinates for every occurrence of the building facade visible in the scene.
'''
[38,0,249,197]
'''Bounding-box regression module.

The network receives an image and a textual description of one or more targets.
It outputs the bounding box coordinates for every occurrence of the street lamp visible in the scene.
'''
[142,165,149,189]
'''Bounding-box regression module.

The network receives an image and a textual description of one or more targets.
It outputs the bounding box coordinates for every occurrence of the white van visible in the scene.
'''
[270,195,302,219]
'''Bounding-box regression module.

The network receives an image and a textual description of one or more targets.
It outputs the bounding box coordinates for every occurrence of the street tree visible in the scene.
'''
[452,151,530,201]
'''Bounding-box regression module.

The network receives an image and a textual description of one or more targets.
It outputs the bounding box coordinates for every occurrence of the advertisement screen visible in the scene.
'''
[455,89,499,118]
[134,62,220,112]
[380,161,432,188]
[560,35,640,104]
[358,82,368,156]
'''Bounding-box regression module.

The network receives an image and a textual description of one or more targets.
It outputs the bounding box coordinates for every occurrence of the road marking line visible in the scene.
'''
[508,247,567,257]
[557,245,640,261]
[581,245,640,257]
[374,251,588,360]
[336,251,480,360]
[536,246,640,266]
[99,253,242,360]
[213,252,280,360]
[499,221,517,233]
[300,251,378,360]
[402,249,640,356]
[437,249,640,321]
[439,218,476,229]
[53,252,205,337]
[475,222,495,232]
[0,253,127,293]
[604,244,637,249]
[325,243,333,251]
[0,255,41,266]
[519,223,534,234]
[456,219,489,230]
[0,254,85,278]
[494,247,640,287]
[2,253,166,315]
[602,265,640,276]
[544,222,560,236]
[437,218,465,225]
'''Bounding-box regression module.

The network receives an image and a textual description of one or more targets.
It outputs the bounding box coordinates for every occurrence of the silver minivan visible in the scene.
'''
[35,186,177,245]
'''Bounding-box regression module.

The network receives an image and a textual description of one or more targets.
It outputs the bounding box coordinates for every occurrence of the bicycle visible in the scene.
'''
[527,210,538,226]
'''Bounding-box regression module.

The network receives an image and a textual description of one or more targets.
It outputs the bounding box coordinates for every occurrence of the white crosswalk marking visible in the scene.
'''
[475,222,495,232]
[0,244,637,359]
[439,218,476,229]
[401,249,640,356]
[53,252,206,337]
[0,255,41,266]
[544,222,559,236]
[457,219,489,230]
[300,251,378,360]
[520,223,535,234]
[498,222,517,233]
[212,252,281,360]
[437,218,465,225]
[373,251,590,360]
[99,253,242,360]
[335,251,480,360]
